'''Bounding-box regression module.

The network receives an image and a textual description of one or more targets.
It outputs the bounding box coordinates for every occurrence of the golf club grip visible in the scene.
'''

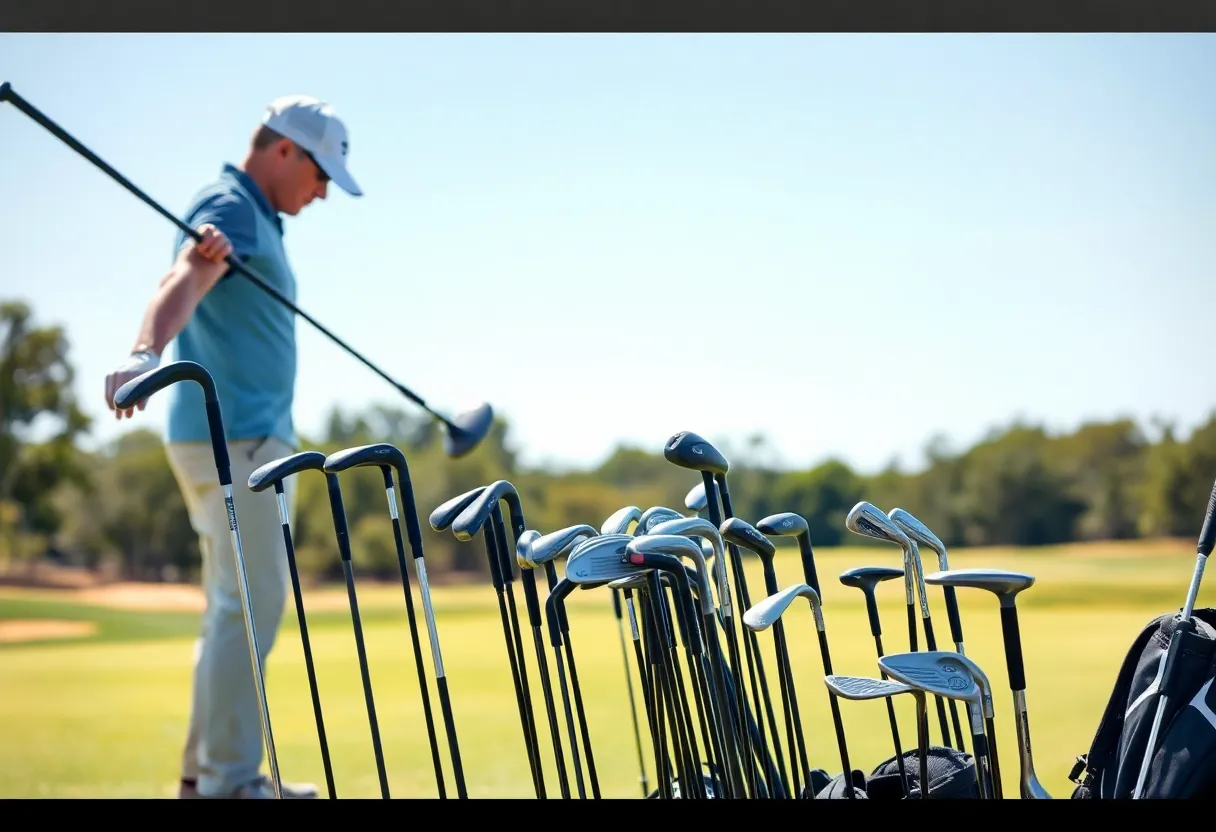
[521,567,543,629]
[483,526,504,592]
[944,586,964,645]
[391,469,427,555]
[206,400,232,487]
[1198,477,1216,556]
[612,588,623,619]
[798,540,821,596]
[326,476,354,562]
[1000,606,1025,691]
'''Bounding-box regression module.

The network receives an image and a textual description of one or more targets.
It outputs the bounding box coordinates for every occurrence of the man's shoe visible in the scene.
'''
[179,774,318,799]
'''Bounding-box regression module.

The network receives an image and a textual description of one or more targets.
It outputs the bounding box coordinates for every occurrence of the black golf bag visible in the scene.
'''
[1069,607,1216,799]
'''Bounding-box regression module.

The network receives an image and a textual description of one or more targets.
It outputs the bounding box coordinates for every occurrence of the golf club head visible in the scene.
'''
[323,442,406,476]
[685,481,709,512]
[938,651,996,718]
[519,524,599,568]
[756,511,809,539]
[663,431,729,476]
[839,565,905,593]
[248,451,327,491]
[924,568,1035,605]
[719,517,776,560]
[626,534,704,566]
[601,505,641,536]
[451,479,519,541]
[877,650,984,710]
[742,583,822,632]
[564,534,643,585]
[845,501,913,550]
[608,573,648,591]
[114,359,217,408]
[645,517,719,615]
[889,508,949,568]
[428,485,486,532]
[443,402,494,458]
[637,506,684,534]
[823,674,915,702]
[515,529,542,563]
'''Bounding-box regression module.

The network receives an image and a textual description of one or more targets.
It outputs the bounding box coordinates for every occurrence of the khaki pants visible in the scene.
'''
[166,436,296,797]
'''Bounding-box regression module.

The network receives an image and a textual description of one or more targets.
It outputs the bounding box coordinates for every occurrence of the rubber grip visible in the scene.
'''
[799,539,821,596]
[1000,606,1025,691]
[394,472,426,555]
[944,585,964,645]
[545,591,564,647]
[489,509,514,583]
[519,567,542,629]
[205,399,232,487]
[483,524,504,592]
[114,360,214,409]
[865,593,882,638]
[326,475,353,562]
[1199,478,1216,556]
[612,588,622,619]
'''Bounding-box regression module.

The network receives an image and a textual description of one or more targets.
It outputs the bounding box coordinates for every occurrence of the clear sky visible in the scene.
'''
[2,34,1213,474]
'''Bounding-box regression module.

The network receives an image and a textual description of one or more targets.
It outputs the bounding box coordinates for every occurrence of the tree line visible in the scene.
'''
[3,298,1214,584]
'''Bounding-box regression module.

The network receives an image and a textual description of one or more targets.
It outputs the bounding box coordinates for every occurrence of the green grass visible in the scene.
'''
[1,538,1212,799]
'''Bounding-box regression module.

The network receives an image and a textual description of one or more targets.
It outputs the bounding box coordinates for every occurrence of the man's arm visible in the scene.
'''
[105,191,258,419]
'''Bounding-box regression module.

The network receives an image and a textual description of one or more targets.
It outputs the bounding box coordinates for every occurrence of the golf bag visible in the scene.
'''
[1069,607,1216,799]
[813,746,978,799]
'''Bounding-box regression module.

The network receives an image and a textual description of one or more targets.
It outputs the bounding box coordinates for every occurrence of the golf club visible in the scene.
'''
[246,451,335,800]
[324,443,466,799]
[823,676,928,800]
[114,360,281,799]
[924,568,1049,798]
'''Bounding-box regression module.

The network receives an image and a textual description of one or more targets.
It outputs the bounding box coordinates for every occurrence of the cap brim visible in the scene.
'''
[314,153,362,196]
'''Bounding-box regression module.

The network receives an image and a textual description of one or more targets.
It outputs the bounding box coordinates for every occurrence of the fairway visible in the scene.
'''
[1,538,1211,799]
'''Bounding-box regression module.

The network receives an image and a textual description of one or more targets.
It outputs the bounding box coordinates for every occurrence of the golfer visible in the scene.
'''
[103,95,362,799]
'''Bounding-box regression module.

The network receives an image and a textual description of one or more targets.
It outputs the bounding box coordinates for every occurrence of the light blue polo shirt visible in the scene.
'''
[165,164,297,450]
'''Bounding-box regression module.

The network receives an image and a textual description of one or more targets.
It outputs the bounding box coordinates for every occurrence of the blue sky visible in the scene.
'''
[2,34,1213,473]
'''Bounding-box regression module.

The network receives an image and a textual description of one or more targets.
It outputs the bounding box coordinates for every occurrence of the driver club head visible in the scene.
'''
[663,431,729,476]
[443,402,495,458]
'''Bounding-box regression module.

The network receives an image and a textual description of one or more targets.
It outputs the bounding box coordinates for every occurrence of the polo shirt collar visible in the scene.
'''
[221,163,282,233]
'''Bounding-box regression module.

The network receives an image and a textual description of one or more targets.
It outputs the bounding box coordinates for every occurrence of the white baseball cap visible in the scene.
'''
[262,95,362,197]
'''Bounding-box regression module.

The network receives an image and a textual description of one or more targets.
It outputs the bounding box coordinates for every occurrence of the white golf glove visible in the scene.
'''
[105,349,161,419]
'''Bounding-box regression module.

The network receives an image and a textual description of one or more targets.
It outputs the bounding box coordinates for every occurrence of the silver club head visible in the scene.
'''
[845,501,913,549]
[889,508,949,569]
[877,650,984,709]
[565,534,643,585]
[742,583,823,633]
[608,574,648,591]
[601,505,641,536]
[824,674,916,702]
[645,516,723,616]
[518,524,599,568]
[924,568,1035,606]
[684,481,708,512]
[637,505,684,534]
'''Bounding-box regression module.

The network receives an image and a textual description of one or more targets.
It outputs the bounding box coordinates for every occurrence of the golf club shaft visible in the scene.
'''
[873,634,909,797]
[273,485,336,800]
[613,589,650,796]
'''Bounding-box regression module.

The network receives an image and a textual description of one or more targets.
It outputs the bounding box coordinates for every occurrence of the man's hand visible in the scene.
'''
[189,223,234,265]
[104,224,233,419]
[104,349,161,419]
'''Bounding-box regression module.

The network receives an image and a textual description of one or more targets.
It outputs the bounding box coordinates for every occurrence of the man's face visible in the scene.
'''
[274,141,329,215]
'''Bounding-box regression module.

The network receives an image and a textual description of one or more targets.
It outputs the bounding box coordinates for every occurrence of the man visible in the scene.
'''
[102,95,362,799]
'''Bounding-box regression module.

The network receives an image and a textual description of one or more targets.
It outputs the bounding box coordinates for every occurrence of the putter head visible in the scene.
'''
[924,568,1035,605]
[845,501,913,550]
[877,650,984,710]
[601,505,641,536]
[742,583,822,632]
[824,674,915,702]
[323,442,406,475]
[565,534,643,585]
[756,511,809,540]
[719,517,776,559]
[452,479,519,541]
[663,431,729,476]
[685,481,709,512]
[428,485,486,532]
[519,524,599,568]
[637,506,684,534]
[839,565,905,593]
[889,508,949,568]
[248,451,327,491]
[443,402,494,459]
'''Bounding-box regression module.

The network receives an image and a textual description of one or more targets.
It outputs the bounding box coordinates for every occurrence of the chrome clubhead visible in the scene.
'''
[637,506,685,535]
[601,505,641,536]
[518,524,598,568]
[685,481,709,512]
[824,674,914,701]
[565,534,641,585]
[742,583,823,632]
[924,568,1035,605]
[889,508,949,569]
[877,650,984,709]
[846,501,913,549]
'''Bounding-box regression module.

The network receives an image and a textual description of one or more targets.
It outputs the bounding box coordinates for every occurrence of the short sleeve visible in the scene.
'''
[176,190,259,267]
